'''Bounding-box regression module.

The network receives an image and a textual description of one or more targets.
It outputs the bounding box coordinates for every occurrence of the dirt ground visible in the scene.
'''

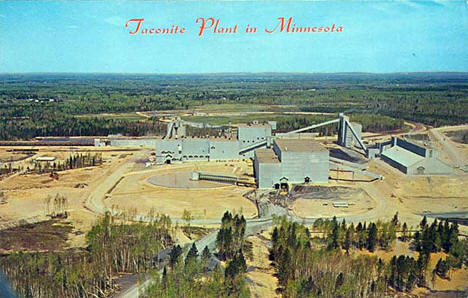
[291,186,376,218]
[363,159,468,234]
[0,146,138,247]
[105,161,258,220]
[245,229,278,298]
[0,219,73,253]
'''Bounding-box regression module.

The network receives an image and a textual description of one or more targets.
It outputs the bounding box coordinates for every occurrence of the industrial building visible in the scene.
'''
[93,113,383,188]
[153,120,275,164]
[337,113,364,149]
[380,137,452,175]
[254,138,329,189]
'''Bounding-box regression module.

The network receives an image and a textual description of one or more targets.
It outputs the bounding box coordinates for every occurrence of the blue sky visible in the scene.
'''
[0,0,467,73]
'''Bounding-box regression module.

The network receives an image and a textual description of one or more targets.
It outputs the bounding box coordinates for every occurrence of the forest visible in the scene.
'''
[269,215,467,297]
[144,211,250,297]
[0,213,173,297]
[0,72,466,140]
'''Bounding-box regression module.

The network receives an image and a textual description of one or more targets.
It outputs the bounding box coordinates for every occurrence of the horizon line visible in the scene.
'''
[1,71,468,76]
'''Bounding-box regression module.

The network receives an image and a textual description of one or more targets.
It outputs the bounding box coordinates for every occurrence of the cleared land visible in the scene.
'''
[291,186,377,218]
[105,161,258,220]
[0,147,138,246]
[0,219,72,253]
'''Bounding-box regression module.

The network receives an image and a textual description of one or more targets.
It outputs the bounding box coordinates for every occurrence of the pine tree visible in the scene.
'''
[201,246,211,260]
[344,229,351,254]
[401,222,408,241]
[420,216,427,230]
[185,242,199,266]
[367,223,378,252]
[169,245,182,268]
[329,222,339,250]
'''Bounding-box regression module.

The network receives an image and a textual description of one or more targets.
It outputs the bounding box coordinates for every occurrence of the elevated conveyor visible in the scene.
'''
[192,171,256,187]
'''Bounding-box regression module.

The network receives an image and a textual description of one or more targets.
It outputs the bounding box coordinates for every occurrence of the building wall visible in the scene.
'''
[256,162,282,188]
[380,153,408,174]
[255,142,330,188]
[110,139,158,147]
[209,140,240,160]
[155,138,244,163]
[238,126,272,144]
[155,138,210,163]
[396,138,427,157]
[408,158,453,175]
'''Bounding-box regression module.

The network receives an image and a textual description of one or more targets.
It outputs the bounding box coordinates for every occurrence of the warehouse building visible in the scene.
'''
[254,138,329,189]
[381,137,452,175]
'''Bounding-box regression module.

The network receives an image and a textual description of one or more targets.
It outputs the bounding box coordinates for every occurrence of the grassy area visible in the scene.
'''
[182,113,334,126]
[192,103,301,113]
[76,112,147,121]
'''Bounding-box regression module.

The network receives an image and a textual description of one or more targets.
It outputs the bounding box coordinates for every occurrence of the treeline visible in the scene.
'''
[1,73,466,140]
[25,153,103,174]
[312,215,399,252]
[0,213,173,297]
[0,116,167,140]
[145,211,250,297]
[0,163,20,176]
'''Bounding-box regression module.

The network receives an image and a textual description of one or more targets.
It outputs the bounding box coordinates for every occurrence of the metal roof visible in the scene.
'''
[274,138,327,153]
[255,148,280,163]
[381,146,424,167]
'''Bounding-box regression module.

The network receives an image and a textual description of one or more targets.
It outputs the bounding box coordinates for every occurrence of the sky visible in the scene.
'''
[0,0,467,73]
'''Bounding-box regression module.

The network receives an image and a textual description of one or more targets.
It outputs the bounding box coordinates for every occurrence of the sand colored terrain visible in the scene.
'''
[355,241,468,293]
[245,230,278,298]
[105,161,257,220]
[360,159,468,234]
[0,147,139,246]
[291,186,376,218]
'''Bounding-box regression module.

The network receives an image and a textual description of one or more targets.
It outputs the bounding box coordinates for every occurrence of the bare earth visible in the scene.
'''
[105,162,258,220]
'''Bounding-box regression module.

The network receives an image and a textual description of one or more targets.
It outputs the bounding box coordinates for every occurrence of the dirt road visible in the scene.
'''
[429,127,468,169]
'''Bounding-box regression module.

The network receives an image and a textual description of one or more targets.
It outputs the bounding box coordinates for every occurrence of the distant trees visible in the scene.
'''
[1,73,467,141]
[182,209,193,227]
[44,193,68,217]
[27,153,103,174]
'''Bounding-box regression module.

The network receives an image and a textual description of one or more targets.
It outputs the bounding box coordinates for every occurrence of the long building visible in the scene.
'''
[381,137,452,175]
[153,121,275,164]
[254,138,329,189]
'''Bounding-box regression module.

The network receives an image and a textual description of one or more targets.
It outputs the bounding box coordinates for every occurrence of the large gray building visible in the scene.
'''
[381,137,452,175]
[254,138,329,189]
[154,121,275,164]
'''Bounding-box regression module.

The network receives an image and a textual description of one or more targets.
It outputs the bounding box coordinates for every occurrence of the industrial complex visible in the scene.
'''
[92,112,457,189]
[2,112,457,190]
[380,137,452,175]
